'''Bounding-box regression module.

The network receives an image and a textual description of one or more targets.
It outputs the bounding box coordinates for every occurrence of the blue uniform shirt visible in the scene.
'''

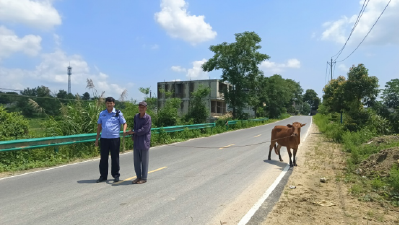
[97,108,126,139]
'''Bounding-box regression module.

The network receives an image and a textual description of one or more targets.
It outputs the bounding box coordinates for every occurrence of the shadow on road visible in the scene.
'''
[77,179,113,184]
[111,181,134,186]
[263,159,288,170]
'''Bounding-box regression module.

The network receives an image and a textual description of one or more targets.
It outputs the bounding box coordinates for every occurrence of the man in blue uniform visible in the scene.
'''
[95,97,127,183]
[125,101,151,184]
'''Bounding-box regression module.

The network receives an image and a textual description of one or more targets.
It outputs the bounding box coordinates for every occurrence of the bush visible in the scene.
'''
[0,105,29,141]
[388,164,399,194]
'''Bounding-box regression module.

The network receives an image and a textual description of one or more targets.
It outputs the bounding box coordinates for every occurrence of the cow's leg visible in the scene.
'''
[268,142,275,160]
[287,147,293,167]
[277,144,283,162]
[293,148,298,166]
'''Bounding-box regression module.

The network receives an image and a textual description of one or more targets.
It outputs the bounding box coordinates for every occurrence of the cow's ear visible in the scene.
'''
[301,123,306,127]
[287,124,293,128]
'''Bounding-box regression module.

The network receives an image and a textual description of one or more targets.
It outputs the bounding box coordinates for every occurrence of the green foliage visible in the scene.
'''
[314,112,399,206]
[263,74,292,118]
[157,96,181,127]
[82,92,91,100]
[285,79,303,113]
[202,31,270,118]
[43,97,103,136]
[303,89,320,111]
[300,102,311,115]
[184,85,210,124]
[382,79,399,109]
[247,72,266,116]
[322,75,347,113]
[0,106,29,141]
[389,164,399,196]
[345,64,379,107]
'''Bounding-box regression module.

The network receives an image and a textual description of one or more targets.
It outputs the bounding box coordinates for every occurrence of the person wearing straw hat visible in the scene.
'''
[95,97,127,183]
[125,101,152,184]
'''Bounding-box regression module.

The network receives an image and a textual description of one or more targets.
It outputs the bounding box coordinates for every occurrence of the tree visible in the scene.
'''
[381,78,399,109]
[285,79,303,114]
[303,89,320,111]
[300,102,311,115]
[345,64,379,109]
[0,92,18,105]
[322,76,348,114]
[184,85,210,124]
[57,90,68,99]
[66,93,75,99]
[82,92,91,100]
[156,89,181,127]
[202,31,270,118]
[17,86,61,117]
[247,72,266,117]
[380,78,399,133]
[264,74,292,118]
[139,87,157,113]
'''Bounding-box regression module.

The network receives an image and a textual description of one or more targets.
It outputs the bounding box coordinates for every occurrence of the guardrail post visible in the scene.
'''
[54,146,59,154]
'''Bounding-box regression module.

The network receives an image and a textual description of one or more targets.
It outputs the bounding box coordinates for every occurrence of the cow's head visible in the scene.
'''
[287,122,306,137]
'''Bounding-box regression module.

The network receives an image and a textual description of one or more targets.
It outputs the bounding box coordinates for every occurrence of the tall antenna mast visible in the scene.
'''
[67,62,72,94]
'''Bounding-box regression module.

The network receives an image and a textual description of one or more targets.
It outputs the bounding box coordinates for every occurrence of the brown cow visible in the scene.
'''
[268,122,306,167]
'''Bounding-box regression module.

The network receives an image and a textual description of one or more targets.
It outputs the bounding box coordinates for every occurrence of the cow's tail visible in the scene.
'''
[274,143,278,155]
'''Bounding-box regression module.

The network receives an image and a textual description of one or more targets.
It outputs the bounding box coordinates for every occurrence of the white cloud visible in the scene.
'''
[321,0,399,45]
[187,59,208,79]
[0,0,62,30]
[0,49,130,99]
[0,25,42,59]
[53,33,61,47]
[154,0,217,45]
[151,44,159,50]
[171,59,209,80]
[338,63,349,72]
[287,59,301,68]
[171,65,187,72]
[260,58,301,73]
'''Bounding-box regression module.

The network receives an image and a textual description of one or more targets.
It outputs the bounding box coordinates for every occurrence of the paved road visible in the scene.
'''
[0,116,311,225]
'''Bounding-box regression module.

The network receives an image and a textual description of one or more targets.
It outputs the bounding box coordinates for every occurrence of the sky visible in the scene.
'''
[0,0,398,102]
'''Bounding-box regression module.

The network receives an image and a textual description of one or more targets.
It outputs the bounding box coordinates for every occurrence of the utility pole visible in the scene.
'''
[327,58,335,81]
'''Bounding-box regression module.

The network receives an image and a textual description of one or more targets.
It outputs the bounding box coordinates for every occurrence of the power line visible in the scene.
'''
[337,0,392,62]
[332,0,370,60]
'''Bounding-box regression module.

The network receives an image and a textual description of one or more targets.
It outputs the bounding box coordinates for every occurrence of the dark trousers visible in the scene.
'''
[99,138,120,179]
[133,148,149,180]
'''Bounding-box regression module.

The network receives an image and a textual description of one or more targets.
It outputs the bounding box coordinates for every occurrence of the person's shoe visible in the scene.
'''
[132,178,141,184]
[96,177,107,183]
[114,176,120,182]
[137,179,147,184]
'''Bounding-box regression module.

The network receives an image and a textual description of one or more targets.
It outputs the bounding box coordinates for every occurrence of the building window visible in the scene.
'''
[219,82,227,93]
[175,83,184,98]
[189,82,194,93]
[211,101,217,113]
[158,84,162,98]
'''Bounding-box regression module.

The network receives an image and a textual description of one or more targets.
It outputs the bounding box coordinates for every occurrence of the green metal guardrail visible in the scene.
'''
[0,118,268,152]
[151,123,215,134]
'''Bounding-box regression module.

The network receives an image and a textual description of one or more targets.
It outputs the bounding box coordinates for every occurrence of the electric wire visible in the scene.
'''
[337,0,392,62]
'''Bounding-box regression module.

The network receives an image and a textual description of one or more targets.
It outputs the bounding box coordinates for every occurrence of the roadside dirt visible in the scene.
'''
[263,123,399,225]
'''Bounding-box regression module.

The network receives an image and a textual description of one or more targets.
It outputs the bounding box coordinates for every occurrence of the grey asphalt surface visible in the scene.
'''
[0,116,311,225]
